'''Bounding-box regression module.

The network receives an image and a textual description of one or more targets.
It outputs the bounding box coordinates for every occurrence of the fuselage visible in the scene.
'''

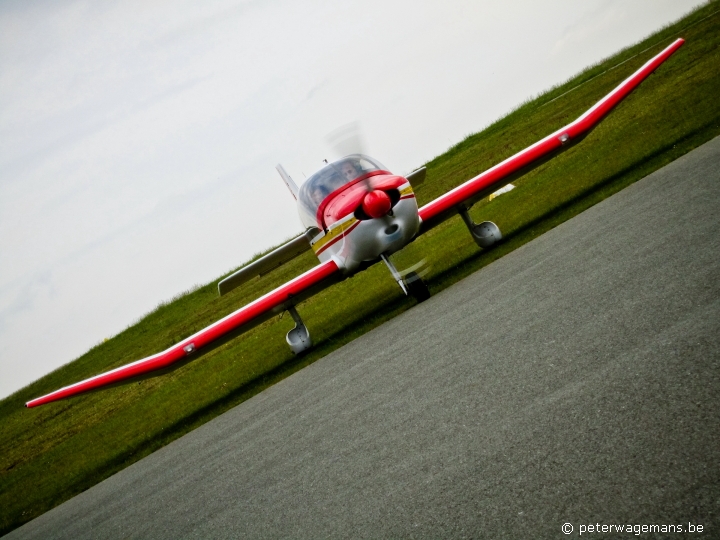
[297,155,420,272]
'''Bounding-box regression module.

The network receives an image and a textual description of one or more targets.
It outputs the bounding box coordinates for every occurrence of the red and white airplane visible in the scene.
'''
[26,38,684,408]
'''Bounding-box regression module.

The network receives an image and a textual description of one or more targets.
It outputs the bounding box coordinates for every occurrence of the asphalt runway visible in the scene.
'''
[8,137,720,539]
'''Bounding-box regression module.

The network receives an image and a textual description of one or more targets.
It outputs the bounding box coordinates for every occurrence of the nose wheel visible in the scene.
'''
[404,271,430,302]
[381,254,431,303]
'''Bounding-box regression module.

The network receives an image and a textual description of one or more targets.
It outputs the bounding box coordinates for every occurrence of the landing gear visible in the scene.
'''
[405,271,430,302]
[458,206,502,248]
[381,254,431,303]
[285,306,312,354]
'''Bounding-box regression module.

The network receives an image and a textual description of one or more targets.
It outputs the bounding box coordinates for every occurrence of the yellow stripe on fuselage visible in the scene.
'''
[312,215,358,255]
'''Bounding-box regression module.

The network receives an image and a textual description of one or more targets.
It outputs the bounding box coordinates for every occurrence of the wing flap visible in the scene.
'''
[218,229,318,296]
[26,259,341,408]
[405,166,427,186]
[418,38,684,232]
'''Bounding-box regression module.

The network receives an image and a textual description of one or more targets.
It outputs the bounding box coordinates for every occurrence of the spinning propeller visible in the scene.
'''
[325,122,431,301]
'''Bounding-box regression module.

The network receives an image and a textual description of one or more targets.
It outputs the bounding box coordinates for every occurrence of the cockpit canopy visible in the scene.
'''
[297,154,388,228]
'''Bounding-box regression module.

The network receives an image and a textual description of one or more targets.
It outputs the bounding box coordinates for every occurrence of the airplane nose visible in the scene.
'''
[362,190,392,219]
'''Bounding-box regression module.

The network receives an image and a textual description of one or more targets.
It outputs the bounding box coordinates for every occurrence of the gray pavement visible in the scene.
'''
[8,137,720,539]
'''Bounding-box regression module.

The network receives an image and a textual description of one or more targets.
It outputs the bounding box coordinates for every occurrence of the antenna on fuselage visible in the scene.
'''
[276,164,299,200]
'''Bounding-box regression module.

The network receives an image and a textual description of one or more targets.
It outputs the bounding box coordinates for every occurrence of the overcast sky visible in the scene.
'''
[0,0,705,399]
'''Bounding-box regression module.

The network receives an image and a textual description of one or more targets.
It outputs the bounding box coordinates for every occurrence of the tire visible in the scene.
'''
[405,271,430,302]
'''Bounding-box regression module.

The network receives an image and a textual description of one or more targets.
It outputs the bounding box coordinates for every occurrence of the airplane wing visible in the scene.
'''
[26,259,341,408]
[417,38,685,233]
[218,228,319,296]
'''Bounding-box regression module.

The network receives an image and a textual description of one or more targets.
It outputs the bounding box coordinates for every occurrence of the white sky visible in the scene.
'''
[0,0,705,399]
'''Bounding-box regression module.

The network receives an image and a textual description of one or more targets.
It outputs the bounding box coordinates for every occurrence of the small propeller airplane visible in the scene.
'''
[26,38,684,408]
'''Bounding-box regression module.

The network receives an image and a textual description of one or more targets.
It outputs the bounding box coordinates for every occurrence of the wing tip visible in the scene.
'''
[25,393,50,407]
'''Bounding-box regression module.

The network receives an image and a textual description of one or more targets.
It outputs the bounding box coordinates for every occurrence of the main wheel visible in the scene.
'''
[405,271,430,302]
[471,220,502,248]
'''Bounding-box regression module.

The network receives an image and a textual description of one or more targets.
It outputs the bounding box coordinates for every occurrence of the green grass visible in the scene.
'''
[2,2,720,534]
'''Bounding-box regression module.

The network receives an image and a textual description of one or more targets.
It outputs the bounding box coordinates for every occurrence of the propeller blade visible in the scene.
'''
[325,121,366,158]
[325,122,372,193]
[396,258,430,279]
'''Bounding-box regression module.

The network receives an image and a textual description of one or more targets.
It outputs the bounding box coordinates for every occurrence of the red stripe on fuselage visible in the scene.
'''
[315,171,391,228]
[318,174,409,229]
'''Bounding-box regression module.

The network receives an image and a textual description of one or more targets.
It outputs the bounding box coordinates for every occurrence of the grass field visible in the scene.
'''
[2,2,720,535]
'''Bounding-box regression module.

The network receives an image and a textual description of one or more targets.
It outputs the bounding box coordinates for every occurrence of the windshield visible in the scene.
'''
[298,154,387,227]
